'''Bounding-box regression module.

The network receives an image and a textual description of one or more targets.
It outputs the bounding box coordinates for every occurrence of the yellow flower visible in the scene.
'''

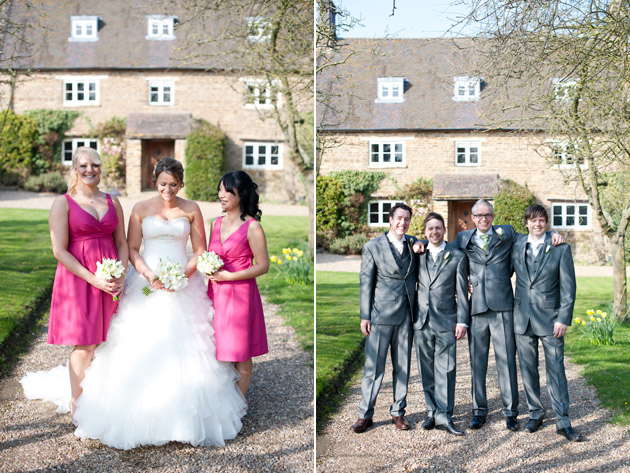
[582,321,586,325]
[293,248,299,254]
[282,248,290,254]
[587,310,594,316]
[298,250,304,257]
[286,255,292,261]
[277,259,282,265]
[596,310,602,315]
[270,256,277,262]
[590,316,595,322]
[596,318,602,322]
[602,312,607,318]
[574,317,582,323]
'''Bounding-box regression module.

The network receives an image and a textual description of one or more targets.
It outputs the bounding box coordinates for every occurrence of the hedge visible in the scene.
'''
[185,119,226,201]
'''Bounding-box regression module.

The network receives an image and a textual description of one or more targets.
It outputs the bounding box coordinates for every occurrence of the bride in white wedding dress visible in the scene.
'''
[21,158,246,450]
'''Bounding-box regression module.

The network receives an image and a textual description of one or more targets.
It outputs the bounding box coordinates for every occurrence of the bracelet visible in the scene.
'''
[150,275,160,283]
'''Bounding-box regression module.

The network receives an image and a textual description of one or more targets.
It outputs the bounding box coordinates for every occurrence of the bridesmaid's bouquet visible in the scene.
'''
[143,257,188,295]
[196,251,224,276]
[95,258,125,301]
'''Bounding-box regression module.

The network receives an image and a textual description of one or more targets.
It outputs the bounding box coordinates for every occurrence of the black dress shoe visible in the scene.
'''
[435,420,465,436]
[506,416,519,431]
[525,417,544,433]
[349,418,373,433]
[470,415,486,430]
[557,426,584,442]
[421,417,435,430]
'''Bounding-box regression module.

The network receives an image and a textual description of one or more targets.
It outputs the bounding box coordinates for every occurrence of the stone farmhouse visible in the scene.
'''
[318,38,606,263]
[0,0,308,202]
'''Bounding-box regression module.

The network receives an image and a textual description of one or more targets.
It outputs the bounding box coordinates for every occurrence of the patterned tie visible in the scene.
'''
[480,233,490,251]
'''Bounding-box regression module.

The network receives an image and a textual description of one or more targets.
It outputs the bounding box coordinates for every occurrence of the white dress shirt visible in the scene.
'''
[472,227,494,249]
[427,241,446,262]
[387,231,405,255]
[527,234,546,257]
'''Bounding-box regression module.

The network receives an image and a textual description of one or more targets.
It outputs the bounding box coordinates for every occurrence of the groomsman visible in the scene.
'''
[350,204,417,433]
[511,205,583,442]
[414,213,469,436]
[453,199,564,431]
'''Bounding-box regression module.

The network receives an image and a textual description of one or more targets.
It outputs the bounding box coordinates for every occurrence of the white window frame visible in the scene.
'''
[455,141,481,166]
[240,78,279,109]
[247,17,271,42]
[62,78,100,106]
[369,141,405,167]
[242,142,282,170]
[146,15,176,40]
[552,78,578,101]
[368,200,404,227]
[148,79,174,105]
[69,16,98,42]
[61,138,99,166]
[551,202,590,229]
[375,77,405,103]
[549,141,586,169]
[453,76,481,101]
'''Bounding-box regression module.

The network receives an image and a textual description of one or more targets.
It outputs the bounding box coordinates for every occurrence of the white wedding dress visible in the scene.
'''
[21,216,247,450]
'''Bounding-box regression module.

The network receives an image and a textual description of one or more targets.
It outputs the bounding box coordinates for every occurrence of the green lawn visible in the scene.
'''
[315,270,363,430]
[566,276,630,425]
[258,215,314,355]
[0,209,58,374]
[315,273,630,428]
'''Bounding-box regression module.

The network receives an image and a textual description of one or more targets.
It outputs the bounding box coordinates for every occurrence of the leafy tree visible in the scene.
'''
[493,179,535,235]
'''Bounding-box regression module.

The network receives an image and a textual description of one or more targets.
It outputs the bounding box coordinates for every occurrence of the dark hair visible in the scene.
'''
[152,157,184,186]
[524,204,548,224]
[219,170,262,221]
[389,203,412,219]
[423,212,445,230]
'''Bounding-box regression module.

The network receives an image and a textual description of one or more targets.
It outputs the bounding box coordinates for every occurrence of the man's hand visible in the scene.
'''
[468,282,474,295]
[455,325,467,340]
[551,232,565,246]
[553,322,567,338]
[361,319,371,337]
[413,241,426,254]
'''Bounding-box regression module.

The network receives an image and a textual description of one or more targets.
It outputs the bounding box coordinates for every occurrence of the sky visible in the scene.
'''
[335,0,475,38]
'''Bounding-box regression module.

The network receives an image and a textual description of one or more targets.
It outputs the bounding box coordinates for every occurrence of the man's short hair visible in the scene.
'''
[471,199,494,215]
[389,203,412,219]
[524,204,548,224]
[423,212,445,230]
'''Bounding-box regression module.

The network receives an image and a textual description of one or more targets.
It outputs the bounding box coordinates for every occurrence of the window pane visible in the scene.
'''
[245,155,253,165]
[258,145,266,165]
[66,83,73,91]
[370,203,378,213]
[77,83,84,91]
[381,86,388,97]
[395,144,402,153]
[86,24,93,35]
[271,146,278,155]
[163,92,171,102]
[392,86,399,97]
[89,83,95,91]
[566,205,575,216]
[89,141,97,150]
[77,92,84,100]
[566,216,575,226]
[76,24,82,35]
[152,24,159,35]
[371,144,379,153]
[553,206,562,216]
[77,141,85,147]
[151,92,158,102]
[470,152,478,164]
[395,152,402,163]
[383,203,392,213]
[245,145,254,154]
[579,216,587,226]
[468,83,475,95]
[88,92,95,101]
[66,92,73,101]
[163,24,168,35]
[553,216,562,226]
[579,205,588,215]
[458,85,465,96]
[383,152,390,162]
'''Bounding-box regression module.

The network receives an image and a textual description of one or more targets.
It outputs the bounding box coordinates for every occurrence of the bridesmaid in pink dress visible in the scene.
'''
[207,171,269,396]
[47,147,128,415]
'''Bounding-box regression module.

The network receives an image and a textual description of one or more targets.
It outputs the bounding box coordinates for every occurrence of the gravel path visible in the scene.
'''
[0,299,313,472]
[316,340,630,472]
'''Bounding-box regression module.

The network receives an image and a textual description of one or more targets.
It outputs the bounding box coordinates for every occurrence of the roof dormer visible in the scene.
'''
[453,76,481,101]
[375,77,405,103]
[146,15,176,40]
[69,16,99,42]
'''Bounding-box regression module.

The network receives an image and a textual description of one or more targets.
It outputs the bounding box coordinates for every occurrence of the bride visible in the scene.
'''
[22,158,246,450]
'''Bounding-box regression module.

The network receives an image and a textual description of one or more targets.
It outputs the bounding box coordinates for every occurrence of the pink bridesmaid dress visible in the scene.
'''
[207,216,268,362]
[47,194,119,345]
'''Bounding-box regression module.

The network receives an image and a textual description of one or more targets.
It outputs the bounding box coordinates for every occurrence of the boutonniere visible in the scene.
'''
[443,251,451,262]
[545,245,551,254]
[495,227,504,239]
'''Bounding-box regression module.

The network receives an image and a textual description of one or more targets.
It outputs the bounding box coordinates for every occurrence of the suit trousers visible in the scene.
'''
[414,324,456,424]
[468,310,519,417]
[516,324,571,429]
[358,319,412,419]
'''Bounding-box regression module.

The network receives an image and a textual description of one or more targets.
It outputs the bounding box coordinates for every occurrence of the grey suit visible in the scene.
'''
[455,225,519,418]
[512,235,576,429]
[358,233,417,419]
[413,243,469,424]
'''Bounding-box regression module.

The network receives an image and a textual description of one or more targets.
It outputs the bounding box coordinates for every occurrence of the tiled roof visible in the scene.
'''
[317,38,529,131]
[1,0,245,70]
[433,173,500,200]
[126,113,193,139]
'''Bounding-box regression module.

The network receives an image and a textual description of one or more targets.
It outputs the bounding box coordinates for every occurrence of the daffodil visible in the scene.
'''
[277,259,282,265]
[293,248,299,254]
[597,318,601,322]
[282,248,290,254]
[574,317,582,323]
[602,312,607,318]
[582,321,586,325]
[587,310,594,316]
[597,310,602,315]
[298,250,304,257]
[590,316,595,322]
[270,256,277,263]
[286,255,292,261]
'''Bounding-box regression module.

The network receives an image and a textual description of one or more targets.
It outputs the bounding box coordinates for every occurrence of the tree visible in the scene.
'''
[155,0,314,248]
[455,0,630,319]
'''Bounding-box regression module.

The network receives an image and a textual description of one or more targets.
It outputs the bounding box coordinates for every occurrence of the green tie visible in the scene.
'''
[480,233,490,251]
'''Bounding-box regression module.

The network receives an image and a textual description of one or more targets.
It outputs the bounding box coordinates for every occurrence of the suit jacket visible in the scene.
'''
[360,233,417,325]
[454,224,516,315]
[511,234,576,336]
[414,242,470,332]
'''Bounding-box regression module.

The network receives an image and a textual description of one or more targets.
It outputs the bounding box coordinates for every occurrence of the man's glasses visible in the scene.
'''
[473,214,494,219]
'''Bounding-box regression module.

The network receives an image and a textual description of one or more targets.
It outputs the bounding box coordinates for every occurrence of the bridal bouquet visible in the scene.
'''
[95,257,125,301]
[196,251,224,275]
[143,257,188,295]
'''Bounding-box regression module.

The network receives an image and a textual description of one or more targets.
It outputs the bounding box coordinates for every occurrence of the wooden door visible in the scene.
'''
[142,140,175,189]
[448,201,474,242]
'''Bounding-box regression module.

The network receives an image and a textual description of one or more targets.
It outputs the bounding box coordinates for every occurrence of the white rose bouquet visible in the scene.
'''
[143,257,188,295]
[95,257,125,301]
[196,251,224,276]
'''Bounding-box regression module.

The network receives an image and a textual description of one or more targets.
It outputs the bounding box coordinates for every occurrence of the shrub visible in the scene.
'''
[92,117,126,191]
[269,248,312,285]
[185,119,225,201]
[328,233,369,255]
[0,110,38,184]
[24,110,79,175]
[395,177,433,237]
[24,172,67,194]
[316,175,343,233]
[493,179,535,234]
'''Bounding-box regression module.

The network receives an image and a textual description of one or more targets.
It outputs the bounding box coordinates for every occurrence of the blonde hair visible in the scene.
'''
[69,146,103,195]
